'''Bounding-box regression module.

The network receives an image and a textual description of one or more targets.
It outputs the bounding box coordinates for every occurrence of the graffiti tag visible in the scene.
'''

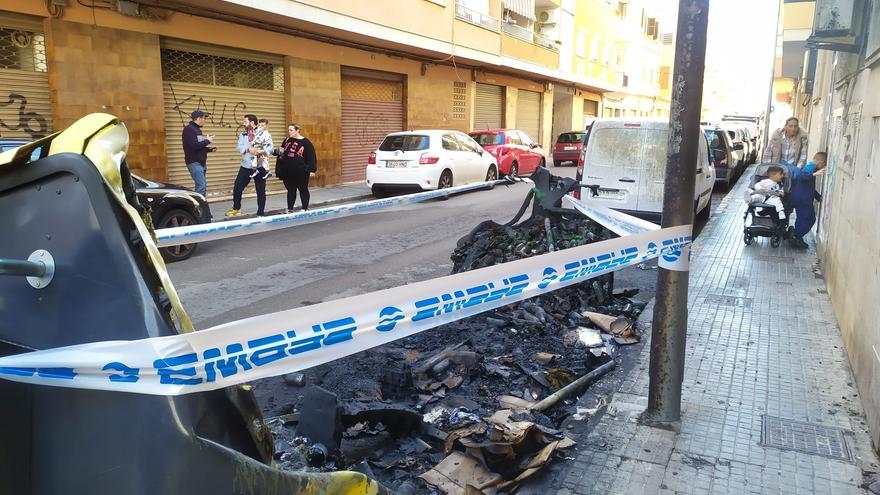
[168,83,248,131]
[0,93,48,140]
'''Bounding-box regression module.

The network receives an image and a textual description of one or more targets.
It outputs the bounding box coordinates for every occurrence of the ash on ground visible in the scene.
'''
[253,178,647,494]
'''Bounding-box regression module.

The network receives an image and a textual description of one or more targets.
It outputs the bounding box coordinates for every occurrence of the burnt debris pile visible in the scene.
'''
[258,170,647,494]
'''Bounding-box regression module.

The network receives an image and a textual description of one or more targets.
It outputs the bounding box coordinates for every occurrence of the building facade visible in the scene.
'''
[0,0,673,200]
[777,0,880,450]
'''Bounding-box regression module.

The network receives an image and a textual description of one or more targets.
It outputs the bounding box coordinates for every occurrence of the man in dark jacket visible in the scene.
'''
[182,109,215,197]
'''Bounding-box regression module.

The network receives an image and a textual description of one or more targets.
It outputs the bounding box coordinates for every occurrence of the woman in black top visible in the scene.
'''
[275,123,317,212]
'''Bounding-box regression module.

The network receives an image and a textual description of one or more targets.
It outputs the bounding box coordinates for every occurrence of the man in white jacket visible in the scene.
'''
[226,114,274,217]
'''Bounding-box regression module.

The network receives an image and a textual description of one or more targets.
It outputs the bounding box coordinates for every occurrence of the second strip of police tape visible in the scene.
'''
[156,179,513,248]
[0,218,692,395]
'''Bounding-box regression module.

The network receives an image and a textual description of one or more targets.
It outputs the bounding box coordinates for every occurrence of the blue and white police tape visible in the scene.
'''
[563,195,659,237]
[564,195,691,271]
[0,223,692,395]
[156,179,512,248]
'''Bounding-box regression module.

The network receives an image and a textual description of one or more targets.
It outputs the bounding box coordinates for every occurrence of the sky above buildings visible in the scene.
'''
[660,0,780,119]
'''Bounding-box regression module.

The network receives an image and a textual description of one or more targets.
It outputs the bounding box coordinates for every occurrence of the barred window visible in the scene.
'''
[160,48,283,91]
[0,28,47,72]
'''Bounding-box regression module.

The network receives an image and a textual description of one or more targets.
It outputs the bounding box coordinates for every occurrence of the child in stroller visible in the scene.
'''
[742,164,793,248]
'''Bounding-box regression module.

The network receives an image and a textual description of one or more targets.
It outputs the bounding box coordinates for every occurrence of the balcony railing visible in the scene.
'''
[502,21,533,40]
[455,2,499,31]
[502,22,559,52]
[534,32,559,51]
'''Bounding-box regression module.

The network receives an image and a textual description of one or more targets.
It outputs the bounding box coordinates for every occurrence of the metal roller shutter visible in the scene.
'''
[161,41,285,199]
[516,89,541,142]
[0,14,52,140]
[474,83,503,130]
[341,70,404,183]
[583,99,598,128]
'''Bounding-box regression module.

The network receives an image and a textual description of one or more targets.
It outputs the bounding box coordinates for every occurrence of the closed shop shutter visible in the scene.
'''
[516,89,541,143]
[0,14,52,140]
[583,99,598,129]
[474,83,503,131]
[341,68,404,183]
[160,40,285,199]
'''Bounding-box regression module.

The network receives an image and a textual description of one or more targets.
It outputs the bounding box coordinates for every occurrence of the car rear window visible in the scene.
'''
[558,133,585,144]
[470,133,504,146]
[379,135,430,151]
[587,128,643,169]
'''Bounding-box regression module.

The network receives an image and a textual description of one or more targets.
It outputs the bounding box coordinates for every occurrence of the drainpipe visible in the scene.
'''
[642,0,710,427]
[764,0,783,149]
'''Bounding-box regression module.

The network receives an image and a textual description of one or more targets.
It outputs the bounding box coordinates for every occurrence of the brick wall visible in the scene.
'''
[407,67,469,132]
[285,57,341,187]
[44,19,166,180]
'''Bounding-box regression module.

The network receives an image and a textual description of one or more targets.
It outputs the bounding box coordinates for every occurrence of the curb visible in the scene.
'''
[210,193,375,222]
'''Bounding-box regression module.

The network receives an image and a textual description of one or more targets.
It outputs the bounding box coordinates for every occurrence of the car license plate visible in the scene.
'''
[386,160,408,168]
[564,146,576,150]
[597,189,624,200]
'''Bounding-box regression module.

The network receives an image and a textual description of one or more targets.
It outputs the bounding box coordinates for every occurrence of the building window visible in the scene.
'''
[622,74,629,87]
[616,2,627,18]
[590,37,599,62]
[576,32,586,58]
[869,116,880,181]
[0,27,47,72]
[646,17,658,39]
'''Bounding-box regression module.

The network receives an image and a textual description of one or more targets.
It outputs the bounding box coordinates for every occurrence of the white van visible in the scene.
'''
[575,118,715,222]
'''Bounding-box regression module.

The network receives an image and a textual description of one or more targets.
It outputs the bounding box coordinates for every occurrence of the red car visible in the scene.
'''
[552,131,587,166]
[468,129,545,176]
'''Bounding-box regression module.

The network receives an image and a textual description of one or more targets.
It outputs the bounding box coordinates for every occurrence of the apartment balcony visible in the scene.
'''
[454,1,500,31]
[501,21,559,67]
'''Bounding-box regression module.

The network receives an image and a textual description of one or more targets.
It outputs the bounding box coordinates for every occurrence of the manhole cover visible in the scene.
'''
[703,294,753,308]
[761,415,852,462]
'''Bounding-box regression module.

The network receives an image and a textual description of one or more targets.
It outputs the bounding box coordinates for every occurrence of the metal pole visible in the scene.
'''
[0,258,47,278]
[764,0,783,149]
[643,0,710,426]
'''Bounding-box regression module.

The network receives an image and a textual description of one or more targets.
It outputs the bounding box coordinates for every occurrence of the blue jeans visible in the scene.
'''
[186,162,207,197]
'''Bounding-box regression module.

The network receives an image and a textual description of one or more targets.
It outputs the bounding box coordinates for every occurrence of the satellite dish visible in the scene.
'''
[539,11,550,22]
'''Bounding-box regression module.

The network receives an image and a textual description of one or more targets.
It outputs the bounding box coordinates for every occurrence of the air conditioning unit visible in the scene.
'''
[538,9,560,25]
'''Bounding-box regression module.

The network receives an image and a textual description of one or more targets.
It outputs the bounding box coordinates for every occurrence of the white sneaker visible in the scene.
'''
[249,170,259,178]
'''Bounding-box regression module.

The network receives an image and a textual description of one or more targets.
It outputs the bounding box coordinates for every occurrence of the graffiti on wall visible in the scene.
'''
[168,83,247,131]
[0,93,48,139]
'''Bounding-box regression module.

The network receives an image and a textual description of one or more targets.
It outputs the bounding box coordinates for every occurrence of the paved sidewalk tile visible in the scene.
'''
[563,167,880,494]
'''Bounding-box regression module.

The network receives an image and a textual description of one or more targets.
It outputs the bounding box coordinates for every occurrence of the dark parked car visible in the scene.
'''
[131,173,210,262]
[552,131,586,166]
[1,138,208,262]
[702,127,738,189]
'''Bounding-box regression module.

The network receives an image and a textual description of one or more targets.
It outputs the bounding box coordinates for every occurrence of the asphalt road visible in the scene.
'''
[168,165,732,329]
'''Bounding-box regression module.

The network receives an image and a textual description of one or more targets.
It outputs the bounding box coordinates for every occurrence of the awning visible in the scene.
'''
[503,0,536,21]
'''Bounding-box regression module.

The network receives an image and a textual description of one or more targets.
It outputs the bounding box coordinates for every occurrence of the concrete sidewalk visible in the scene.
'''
[207,182,373,220]
[554,167,880,494]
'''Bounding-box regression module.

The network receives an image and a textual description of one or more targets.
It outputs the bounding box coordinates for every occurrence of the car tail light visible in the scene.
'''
[573,190,581,200]
[368,152,376,165]
[419,153,440,165]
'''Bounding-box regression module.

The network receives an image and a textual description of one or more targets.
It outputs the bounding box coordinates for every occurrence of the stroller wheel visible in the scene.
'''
[743,233,754,246]
[771,236,781,248]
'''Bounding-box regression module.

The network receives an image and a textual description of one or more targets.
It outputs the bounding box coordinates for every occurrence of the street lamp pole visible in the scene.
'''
[643,0,710,426]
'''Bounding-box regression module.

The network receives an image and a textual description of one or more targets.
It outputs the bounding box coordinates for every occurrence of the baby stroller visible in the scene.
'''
[742,163,794,248]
